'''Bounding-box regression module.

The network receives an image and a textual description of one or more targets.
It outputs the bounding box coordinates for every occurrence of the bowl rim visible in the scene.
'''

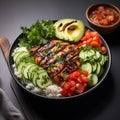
[86,3,120,28]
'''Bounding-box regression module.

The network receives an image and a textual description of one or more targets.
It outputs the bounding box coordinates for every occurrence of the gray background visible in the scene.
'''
[0,0,120,120]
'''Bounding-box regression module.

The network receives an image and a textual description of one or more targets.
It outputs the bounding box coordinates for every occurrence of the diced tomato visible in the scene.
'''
[69,70,81,80]
[86,38,93,44]
[80,75,88,83]
[77,84,85,94]
[70,86,76,92]
[61,89,67,96]
[68,74,76,80]
[101,46,107,54]
[90,31,99,37]
[90,41,101,47]
[67,90,74,96]
[83,71,89,76]
[81,36,88,41]
[77,42,85,47]
[97,38,103,46]
[76,77,82,83]
[63,83,70,90]
[61,69,89,97]
[78,30,103,48]
[74,70,81,76]
[92,36,99,41]
[81,30,90,41]
[69,80,76,86]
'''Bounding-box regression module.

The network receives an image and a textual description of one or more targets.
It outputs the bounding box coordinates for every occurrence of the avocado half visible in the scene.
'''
[54,18,85,42]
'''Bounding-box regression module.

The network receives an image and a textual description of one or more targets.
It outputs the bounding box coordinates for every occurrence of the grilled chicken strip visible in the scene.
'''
[30,39,80,84]
[53,59,80,84]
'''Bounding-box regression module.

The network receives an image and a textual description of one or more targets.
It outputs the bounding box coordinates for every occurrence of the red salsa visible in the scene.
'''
[89,6,119,26]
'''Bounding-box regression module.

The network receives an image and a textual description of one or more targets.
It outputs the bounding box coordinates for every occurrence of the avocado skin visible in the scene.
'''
[54,18,85,42]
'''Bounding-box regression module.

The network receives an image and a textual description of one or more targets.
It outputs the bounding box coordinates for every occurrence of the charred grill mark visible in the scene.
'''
[45,44,75,66]
[39,42,70,68]
[48,62,65,77]
[37,42,54,53]
[65,52,78,62]
[35,55,42,64]
[39,57,49,68]
[69,55,79,62]
[34,40,70,67]
[50,42,69,53]
[34,41,57,65]
[49,39,65,44]
[53,59,80,84]
[30,45,41,55]
[64,47,79,62]
[47,45,80,78]
[53,75,64,85]
[31,39,80,85]
[45,51,64,65]
[43,41,56,49]
[34,51,45,64]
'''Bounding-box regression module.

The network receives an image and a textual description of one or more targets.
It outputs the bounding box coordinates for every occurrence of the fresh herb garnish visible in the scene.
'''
[80,45,92,51]
[56,55,65,62]
[48,63,57,72]
[44,49,53,56]
[55,42,62,48]
[63,74,69,79]
[19,20,55,49]
[94,47,102,52]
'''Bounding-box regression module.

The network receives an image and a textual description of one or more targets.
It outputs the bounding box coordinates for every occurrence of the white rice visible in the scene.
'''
[12,64,21,78]
[44,84,62,97]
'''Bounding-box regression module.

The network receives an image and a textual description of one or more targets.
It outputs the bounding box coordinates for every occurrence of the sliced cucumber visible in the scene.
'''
[99,55,105,65]
[79,49,95,62]
[36,76,52,89]
[13,46,28,60]
[32,69,51,88]
[95,51,101,60]
[13,46,53,89]
[79,45,109,87]
[79,50,85,60]
[98,66,104,77]
[87,49,95,57]
[16,62,27,83]
[17,62,26,74]
[32,71,39,85]
[81,63,92,74]
[28,65,39,80]
[100,55,108,66]
[22,63,35,79]
[32,69,47,85]
[88,73,98,87]
[95,62,101,75]
[13,52,22,62]
[15,52,30,65]
[92,62,97,72]
[15,47,28,53]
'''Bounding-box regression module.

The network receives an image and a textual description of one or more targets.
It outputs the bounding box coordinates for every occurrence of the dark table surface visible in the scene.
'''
[0,0,120,120]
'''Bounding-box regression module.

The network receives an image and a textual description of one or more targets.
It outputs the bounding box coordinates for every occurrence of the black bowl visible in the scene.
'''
[8,25,111,101]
